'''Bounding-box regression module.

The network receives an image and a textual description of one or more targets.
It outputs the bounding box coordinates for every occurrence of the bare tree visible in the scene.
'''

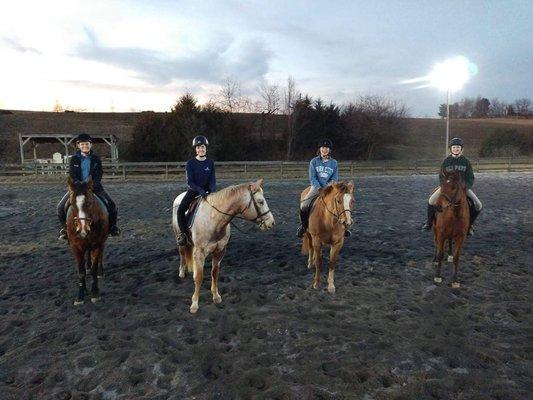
[217,77,258,113]
[489,98,507,118]
[284,76,301,160]
[258,81,281,115]
[53,99,63,112]
[514,98,531,117]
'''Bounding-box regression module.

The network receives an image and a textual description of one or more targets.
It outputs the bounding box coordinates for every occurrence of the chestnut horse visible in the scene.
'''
[172,179,275,313]
[66,178,109,305]
[301,181,355,293]
[432,171,469,288]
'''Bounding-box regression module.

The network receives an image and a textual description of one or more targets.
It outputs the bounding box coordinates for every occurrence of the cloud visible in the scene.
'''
[73,27,273,85]
[2,37,41,54]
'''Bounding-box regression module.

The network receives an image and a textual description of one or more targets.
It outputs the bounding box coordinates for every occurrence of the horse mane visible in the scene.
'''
[208,183,249,204]
[319,182,351,198]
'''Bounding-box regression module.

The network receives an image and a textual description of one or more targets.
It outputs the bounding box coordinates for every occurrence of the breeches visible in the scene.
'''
[300,186,320,211]
[428,187,482,211]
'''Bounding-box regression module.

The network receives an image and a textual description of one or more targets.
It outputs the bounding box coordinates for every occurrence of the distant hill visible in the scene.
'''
[1,110,531,162]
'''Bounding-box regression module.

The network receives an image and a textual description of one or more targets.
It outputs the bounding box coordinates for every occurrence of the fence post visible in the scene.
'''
[34,163,38,175]
[508,157,512,172]
[280,162,284,179]
[350,162,354,177]
[122,164,126,181]
[244,163,247,179]
[165,164,168,180]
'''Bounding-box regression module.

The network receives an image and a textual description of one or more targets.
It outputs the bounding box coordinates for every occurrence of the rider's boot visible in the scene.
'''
[58,226,68,241]
[177,231,188,246]
[422,204,436,231]
[468,206,480,236]
[296,209,309,238]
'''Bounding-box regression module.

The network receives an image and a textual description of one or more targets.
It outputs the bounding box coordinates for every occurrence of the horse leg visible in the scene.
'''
[306,234,314,270]
[190,248,206,314]
[178,245,187,278]
[97,245,105,278]
[73,249,86,305]
[451,236,465,288]
[90,247,102,303]
[433,235,445,284]
[211,247,226,304]
[327,242,343,294]
[447,240,454,263]
[312,237,322,289]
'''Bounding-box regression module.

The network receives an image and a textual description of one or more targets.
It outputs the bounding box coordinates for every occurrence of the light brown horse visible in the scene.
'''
[172,179,275,313]
[432,171,469,288]
[66,178,109,305]
[301,181,355,293]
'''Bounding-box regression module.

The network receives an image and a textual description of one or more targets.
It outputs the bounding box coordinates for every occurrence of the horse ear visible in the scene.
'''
[345,180,354,193]
[251,178,263,191]
[321,185,334,196]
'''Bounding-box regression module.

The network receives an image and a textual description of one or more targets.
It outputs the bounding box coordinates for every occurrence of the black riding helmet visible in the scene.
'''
[76,133,92,143]
[449,137,464,148]
[319,139,333,149]
[192,135,209,147]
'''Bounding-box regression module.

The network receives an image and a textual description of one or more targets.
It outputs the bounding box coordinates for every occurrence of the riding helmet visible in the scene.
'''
[76,133,93,143]
[192,135,209,147]
[319,139,333,149]
[449,137,464,148]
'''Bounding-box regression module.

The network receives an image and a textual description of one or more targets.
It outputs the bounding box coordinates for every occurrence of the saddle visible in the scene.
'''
[185,197,202,229]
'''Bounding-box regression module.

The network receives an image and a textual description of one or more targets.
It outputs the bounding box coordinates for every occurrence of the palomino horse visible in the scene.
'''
[301,181,355,293]
[172,179,275,313]
[432,171,469,288]
[66,178,109,305]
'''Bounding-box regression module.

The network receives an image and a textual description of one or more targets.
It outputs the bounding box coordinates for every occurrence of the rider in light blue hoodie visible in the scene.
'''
[297,139,350,238]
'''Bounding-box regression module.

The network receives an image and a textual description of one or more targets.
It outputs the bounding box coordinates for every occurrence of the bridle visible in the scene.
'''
[321,192,353,225]
[439,179,464,211]
[206,186,273,230]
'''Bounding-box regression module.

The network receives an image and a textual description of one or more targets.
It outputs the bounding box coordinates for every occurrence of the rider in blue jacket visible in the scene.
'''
[176,135,216,245]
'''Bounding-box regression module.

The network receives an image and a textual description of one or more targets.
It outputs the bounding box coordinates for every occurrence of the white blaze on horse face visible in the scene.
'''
[256,190,275,229]
[343,194,353,226]
[76,195,88,237]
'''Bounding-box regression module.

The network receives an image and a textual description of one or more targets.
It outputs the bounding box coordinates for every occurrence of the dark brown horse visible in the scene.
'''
[301,181,355,293]
[66,177,109,305]
[432,171,469,288]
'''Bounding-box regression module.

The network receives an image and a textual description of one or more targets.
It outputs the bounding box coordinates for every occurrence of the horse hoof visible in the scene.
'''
[327,286,336,294]
[213,295,222,304]
[91,296,101,303]
[307,263,313,270]
[73,300,84,306]
[433,277,442,283]
[312,283,319,290]
[447,255,454,263]
[179,271,185,279]
[452,282,460,289]
[190,304,199,314]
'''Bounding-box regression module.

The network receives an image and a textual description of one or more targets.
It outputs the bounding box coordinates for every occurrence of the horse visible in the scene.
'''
[432,171,469,288]
[172,179,275,313]
[301,181,355,293]
[66,177,109,305]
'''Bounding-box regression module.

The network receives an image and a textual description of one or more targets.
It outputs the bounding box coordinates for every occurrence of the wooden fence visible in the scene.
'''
[0,157,532,182]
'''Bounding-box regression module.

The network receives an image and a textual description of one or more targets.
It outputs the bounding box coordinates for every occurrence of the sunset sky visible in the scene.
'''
[1,0,531,116]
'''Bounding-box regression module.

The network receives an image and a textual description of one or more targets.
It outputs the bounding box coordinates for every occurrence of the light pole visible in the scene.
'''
[445,89,450,157]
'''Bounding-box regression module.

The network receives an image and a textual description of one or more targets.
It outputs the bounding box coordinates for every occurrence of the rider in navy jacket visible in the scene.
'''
[176,135,216,246]
[57,134,120,239]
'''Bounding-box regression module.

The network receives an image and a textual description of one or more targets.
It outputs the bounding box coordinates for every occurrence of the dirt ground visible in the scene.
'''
[0,173,531,400]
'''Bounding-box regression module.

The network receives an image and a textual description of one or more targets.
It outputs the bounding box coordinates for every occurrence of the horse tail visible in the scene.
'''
[301,233,310,255]
[183,244,194,273]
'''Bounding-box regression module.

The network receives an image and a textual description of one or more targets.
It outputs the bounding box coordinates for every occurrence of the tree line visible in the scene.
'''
[128,78,408,161]
[438,97,531,119]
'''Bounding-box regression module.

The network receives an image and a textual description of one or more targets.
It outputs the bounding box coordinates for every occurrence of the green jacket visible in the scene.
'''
[439,155,474,189]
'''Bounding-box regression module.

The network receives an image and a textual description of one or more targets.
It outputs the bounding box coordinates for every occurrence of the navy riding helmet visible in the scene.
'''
[192,135,209,147]
[76,133,92,143]
[319,139,333,149]
[449,137,464,148]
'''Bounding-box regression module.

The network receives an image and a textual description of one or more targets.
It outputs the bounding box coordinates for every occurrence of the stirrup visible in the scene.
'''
[422,222,432,231]
[177,233,188,246]
[344,229,352,238]
[58,228,68,241]
[296,225,306,238]
[467,226,474,236]
[109,226,121,236]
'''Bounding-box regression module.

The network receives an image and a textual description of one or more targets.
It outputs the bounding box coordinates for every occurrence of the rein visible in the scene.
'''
[320,195,352,224]
[204,187,272,232]
[438,183,464,211]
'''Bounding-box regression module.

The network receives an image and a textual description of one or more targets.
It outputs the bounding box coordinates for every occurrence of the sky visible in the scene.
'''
[1,0,531,116]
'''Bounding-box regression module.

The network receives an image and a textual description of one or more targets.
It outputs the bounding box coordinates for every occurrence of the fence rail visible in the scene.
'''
[1,157,532,182]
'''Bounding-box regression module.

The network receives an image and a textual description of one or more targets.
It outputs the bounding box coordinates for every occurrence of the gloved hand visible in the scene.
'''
[200,190,208,198]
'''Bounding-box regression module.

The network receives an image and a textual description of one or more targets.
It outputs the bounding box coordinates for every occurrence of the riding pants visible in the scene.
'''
[177,189,200,233]
[428,187,483,211]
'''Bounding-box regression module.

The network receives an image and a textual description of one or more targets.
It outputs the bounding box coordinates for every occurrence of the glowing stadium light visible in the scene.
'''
[401,56,478,156]
[427,56,478,93]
